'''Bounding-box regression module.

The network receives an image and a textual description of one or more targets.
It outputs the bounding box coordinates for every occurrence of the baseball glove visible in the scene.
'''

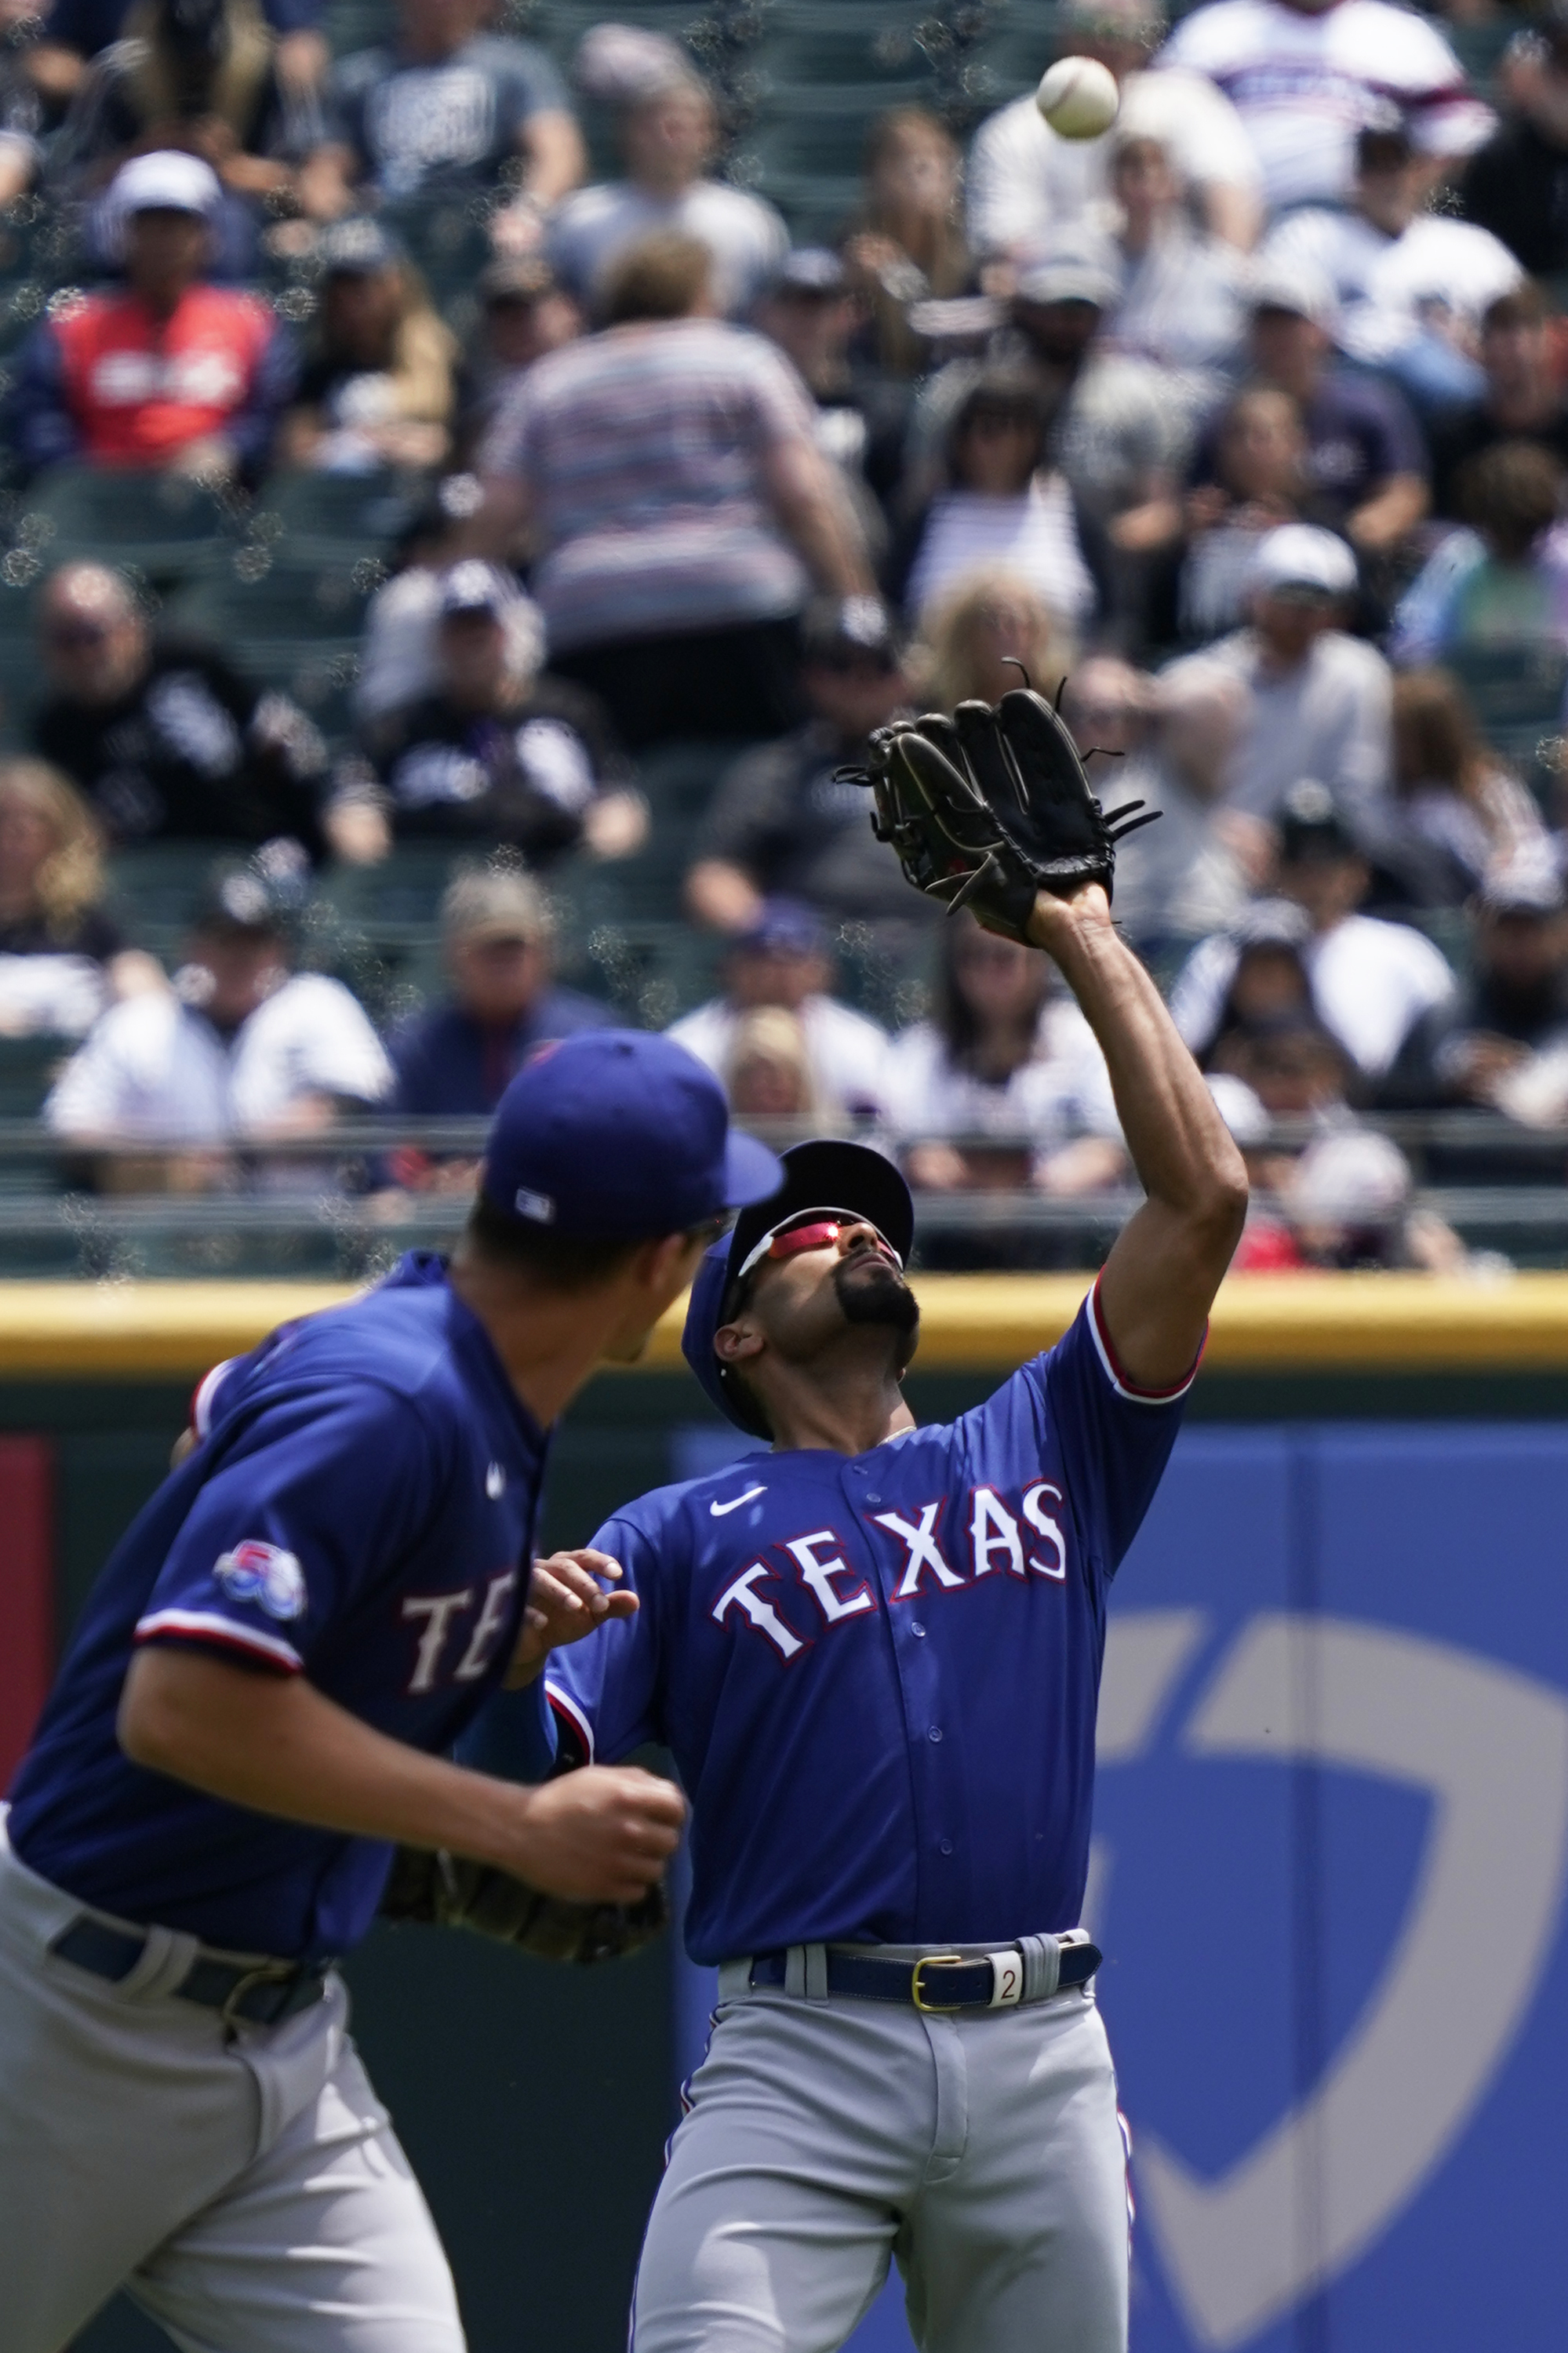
[380,1845,668,1965]
[842,682,1159,944]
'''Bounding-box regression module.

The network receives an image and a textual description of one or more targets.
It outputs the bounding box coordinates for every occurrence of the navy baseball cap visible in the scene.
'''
[682,1138,915,1431]
[481,1029,784,1239]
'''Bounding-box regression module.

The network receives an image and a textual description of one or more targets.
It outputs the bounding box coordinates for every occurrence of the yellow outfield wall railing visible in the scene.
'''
[0,1271,1566,1380]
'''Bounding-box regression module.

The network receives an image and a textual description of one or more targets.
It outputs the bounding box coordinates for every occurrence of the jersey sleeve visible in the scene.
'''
[134,1382,445,1675]
[542,1511,666,1765]
[1039,1282,1199,1576]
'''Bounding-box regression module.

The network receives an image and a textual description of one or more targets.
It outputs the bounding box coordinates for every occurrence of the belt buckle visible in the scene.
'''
[218,1961,297,2031]
[910,1953,967,2013]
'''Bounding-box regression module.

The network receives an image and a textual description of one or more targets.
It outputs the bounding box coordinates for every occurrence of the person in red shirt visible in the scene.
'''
[7,148,297,481]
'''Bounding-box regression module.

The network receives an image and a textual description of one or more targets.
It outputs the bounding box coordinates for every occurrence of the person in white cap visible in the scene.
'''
[9,150,297,480]
[1162,523,1395,838]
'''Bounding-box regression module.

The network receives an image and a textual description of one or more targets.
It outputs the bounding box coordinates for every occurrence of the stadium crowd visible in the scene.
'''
[1,0,1568,1270]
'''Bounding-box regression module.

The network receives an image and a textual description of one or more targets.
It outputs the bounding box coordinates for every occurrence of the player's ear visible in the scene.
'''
[714,1318,764,1366]
[633,1230,707,1295]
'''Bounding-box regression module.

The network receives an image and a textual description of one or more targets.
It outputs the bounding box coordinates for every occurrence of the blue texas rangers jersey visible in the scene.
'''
[7,1253,548,1961]
[537,1285,1192,1966]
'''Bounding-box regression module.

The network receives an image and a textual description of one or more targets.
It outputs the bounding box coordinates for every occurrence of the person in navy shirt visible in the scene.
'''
[388,865,609,1123]
[0,1027,782,2353]
[479,879,1249,2353]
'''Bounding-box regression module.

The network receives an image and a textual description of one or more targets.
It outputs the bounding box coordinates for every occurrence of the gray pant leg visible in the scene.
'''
[0,1871,261,2353]
[634,1995,927,2353]
[0,1830,461,2353]
[904,1997,1130,2353]
[129,2038,464,2353]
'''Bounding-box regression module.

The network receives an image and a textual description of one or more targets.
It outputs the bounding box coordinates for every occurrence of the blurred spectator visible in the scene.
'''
[549,27,784,318]
[1162,387,1326,646]
[33,561,331,853]
[1462,9,1568,278]
[31,0,326,115]
[45,864,391,1176]
[1213,1009,1353,1121]
[1389,667,1550,904]
[995,241,1184,543]
[1158,0,1492,219]
[278,218,456,474]
[1102,127,1250,422]
[967,0,1264,260]
[1173,524,1392,836]
[1263,118,1520,419]
[753,248,908,550]
[300,0,583,248]
[8,149,296,480]
[1179,900,1316,1067]
[1417,860,1568,1124]
[342,559,642,865]
[686,596,920,945]
[0,758,153,1036]
[1286,1126,1469,1272]
[478,232,875,751]
[724,1006,824,1126]
[1191,264,1430,562]
[50,0,309,276]
[1429,284,1568,522]
[913,569,1071,711]
[668,898,887,1121]
[453,256,582,466]
[893,369,1103,632]
[352,471,546,729]
[1390,440,1568,670]
[0,0,46,209]
[882,911,1126,1199]
[1171,786,1455,1085]
[842,106,972,380]
[1071,658,1252,947]
[386,866,607,1163]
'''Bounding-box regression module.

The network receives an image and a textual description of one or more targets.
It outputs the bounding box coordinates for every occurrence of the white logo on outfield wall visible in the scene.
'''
[1097,1613,1568,2351]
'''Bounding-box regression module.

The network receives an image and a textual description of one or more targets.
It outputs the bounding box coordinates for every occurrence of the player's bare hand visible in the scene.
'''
[503,1766,686,1904]
[1024,883,1115,961]
[505,1550,637,1687]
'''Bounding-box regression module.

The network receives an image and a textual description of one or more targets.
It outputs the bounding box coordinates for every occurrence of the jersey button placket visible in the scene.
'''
[851,1460,954,1923]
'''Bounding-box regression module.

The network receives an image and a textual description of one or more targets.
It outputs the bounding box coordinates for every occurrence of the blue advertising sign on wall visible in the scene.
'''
[675,1423,1568,2353]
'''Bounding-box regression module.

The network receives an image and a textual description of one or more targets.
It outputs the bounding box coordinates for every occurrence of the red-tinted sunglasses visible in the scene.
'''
[737,1209,903,1283]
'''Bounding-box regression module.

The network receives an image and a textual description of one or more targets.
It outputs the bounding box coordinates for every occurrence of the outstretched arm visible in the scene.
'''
[1027,886,1247,1389]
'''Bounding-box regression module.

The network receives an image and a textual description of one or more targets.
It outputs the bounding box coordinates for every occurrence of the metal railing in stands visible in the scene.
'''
[0,1111,1558,1162]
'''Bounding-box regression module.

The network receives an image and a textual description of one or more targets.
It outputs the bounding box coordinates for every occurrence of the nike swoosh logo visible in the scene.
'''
[710,1486,766,1517]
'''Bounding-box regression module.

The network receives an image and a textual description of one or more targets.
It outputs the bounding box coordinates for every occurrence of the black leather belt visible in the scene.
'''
[748,1940,1101,2013]
[50,1917,332,2028]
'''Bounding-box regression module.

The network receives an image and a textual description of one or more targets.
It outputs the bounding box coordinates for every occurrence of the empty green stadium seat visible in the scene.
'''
[106,842,235,951]
[20,467,236,586]
[764,2,937,85]
[252,470,424,562]
[0,1033,73,1117]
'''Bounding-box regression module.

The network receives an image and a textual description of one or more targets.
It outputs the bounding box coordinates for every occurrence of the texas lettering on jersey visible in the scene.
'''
[711,1482,1069,1662]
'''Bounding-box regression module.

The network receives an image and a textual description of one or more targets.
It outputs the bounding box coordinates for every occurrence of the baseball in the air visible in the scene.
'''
[1035,56,1121,140]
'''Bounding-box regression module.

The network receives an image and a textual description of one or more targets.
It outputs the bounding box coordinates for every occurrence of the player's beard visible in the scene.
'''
[832,1252,920,1350]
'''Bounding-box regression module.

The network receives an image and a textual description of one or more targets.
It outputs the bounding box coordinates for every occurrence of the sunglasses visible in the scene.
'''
[735,1206,903,1284]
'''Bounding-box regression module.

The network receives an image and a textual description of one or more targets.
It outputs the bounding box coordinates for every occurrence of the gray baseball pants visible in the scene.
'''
[632,1954,1130,2353]
[0,1817,464,2353]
